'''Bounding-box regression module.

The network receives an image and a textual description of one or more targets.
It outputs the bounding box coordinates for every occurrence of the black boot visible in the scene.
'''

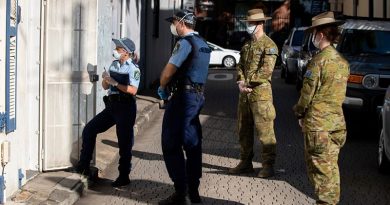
[111,175,130,187]
[75,163,90,176]
[188,190,201,204]
[158,192,190,205]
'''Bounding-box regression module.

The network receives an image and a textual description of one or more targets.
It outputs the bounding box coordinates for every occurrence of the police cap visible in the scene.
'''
[112,38,135,53]
[166,10,196,25]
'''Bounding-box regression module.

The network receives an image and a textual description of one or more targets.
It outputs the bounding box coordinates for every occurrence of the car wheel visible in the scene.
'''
[222,56,236,68]
[378,129,390,174]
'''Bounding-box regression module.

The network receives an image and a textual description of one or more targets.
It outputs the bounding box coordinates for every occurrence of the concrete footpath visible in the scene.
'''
[7,95,161,205]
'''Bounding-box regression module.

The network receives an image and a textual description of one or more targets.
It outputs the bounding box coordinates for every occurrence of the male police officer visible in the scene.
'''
[76,38,140,187]
[293,12,348,205]
[157,10,210,205]
[229,9,278,178]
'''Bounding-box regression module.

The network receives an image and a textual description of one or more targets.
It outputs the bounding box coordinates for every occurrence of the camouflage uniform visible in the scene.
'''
[236,34,278,166]
[293,46,349,205]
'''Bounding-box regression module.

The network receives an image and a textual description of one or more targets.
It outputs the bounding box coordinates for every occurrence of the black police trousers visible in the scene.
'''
[79,96,136,176]
[162,89,205,194]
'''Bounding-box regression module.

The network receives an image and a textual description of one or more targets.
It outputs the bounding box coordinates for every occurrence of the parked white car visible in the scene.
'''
[207,42,240,68]
[379,86,390,173]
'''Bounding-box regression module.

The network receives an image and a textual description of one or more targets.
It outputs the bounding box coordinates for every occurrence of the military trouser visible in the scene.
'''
[238,98,277,166]
[304,130,346,205]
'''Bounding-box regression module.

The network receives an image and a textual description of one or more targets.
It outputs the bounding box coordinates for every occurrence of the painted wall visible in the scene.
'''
[0,0,41,198]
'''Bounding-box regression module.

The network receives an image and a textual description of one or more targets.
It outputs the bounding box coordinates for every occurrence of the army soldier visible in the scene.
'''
[293,12,349,205]
[229,9,278,178]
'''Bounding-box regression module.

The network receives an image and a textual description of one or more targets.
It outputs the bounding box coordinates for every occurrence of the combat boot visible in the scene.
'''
[258,165,274,178]
[229,160,254,174]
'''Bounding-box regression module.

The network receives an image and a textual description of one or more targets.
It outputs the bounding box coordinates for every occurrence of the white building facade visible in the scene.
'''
[0,0,190,200]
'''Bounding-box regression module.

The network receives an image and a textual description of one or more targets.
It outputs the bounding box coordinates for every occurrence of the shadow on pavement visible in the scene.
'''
[85,178,245,204]
[101,139,119,148]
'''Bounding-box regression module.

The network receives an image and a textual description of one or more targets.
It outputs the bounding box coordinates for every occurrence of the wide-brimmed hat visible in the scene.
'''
[306,11,345,32]
[241,9,271,22]
[112,38,135,52]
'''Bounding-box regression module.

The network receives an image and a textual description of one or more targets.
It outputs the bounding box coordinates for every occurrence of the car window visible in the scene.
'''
[292,30,304,46]
[302,32,316,51]
[339,29,390,55]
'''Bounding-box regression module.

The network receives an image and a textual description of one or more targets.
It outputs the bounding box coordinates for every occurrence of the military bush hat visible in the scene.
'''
[242,9,271,22]
[165,10,196,25]
[306,11,345,32]
[112,38,135,52]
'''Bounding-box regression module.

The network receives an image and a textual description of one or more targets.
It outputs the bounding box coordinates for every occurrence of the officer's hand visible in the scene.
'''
[237,81,252,93]
[102,70,109,78]
[157,86,169,100]
[104,76,119,86]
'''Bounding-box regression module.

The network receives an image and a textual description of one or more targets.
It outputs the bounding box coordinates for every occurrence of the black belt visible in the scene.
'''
[181,84,204,92]
[108,94,135,103]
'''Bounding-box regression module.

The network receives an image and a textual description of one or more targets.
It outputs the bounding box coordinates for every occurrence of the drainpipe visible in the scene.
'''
[120,0,126,38]
[38,0,47,172]
[353,0,358,17]
[384,0,387,18]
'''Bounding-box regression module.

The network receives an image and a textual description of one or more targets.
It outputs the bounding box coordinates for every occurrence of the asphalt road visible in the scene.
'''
[75,68,390,205]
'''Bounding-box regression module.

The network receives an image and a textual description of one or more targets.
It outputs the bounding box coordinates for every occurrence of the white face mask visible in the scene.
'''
[311,32,322,49]
[170,24,179,36]
[113,49,122,60]
[246,24,257,35]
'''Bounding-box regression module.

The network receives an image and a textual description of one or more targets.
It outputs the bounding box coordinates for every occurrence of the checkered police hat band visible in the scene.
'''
[175,13,194,24]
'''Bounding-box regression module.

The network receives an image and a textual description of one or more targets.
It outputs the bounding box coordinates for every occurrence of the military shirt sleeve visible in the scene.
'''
[168,39,192,68]
[293,60,321,118]
[236,51,245,81]
[251,46,278,84]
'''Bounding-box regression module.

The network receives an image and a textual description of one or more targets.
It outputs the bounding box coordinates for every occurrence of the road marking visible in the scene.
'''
[208,73,234,81]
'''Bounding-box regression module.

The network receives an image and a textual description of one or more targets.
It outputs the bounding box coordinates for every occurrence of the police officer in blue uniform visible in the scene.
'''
[76,38,141,187]
[157,10,211,205]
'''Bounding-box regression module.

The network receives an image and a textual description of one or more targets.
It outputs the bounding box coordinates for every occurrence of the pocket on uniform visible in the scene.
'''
[252,101,276,123]
[306,131,330,155]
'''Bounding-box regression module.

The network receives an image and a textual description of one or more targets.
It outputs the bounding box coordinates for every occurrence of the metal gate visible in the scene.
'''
[41,0,98,170]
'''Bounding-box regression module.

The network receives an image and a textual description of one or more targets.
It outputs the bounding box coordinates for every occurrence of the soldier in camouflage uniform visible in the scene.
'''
[293,12,349,205]
[229,9,278,178]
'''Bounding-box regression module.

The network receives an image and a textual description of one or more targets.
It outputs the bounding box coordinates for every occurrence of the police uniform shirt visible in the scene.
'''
[168,32,198,68]
[108,59,141,95]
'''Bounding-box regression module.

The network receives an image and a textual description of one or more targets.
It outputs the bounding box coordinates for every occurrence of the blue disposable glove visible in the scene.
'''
[157,86,169,100]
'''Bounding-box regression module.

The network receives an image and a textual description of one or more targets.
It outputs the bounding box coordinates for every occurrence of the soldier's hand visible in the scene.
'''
[237,81,253,93]
[298,119,303,128]
[157,86,169,100]
[104,76,119,86]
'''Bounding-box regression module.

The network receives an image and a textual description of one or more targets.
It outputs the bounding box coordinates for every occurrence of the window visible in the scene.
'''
[3,0,19,133]
[339,29,390,56]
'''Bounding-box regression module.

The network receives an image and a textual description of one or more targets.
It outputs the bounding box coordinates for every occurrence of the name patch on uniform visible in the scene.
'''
[134,70,140,80]
[304,70,312,78]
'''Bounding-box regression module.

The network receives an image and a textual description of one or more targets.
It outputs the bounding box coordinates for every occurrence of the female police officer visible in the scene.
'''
[76,38,141,188]
[293,12,349,205]
[157,10,211,205]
